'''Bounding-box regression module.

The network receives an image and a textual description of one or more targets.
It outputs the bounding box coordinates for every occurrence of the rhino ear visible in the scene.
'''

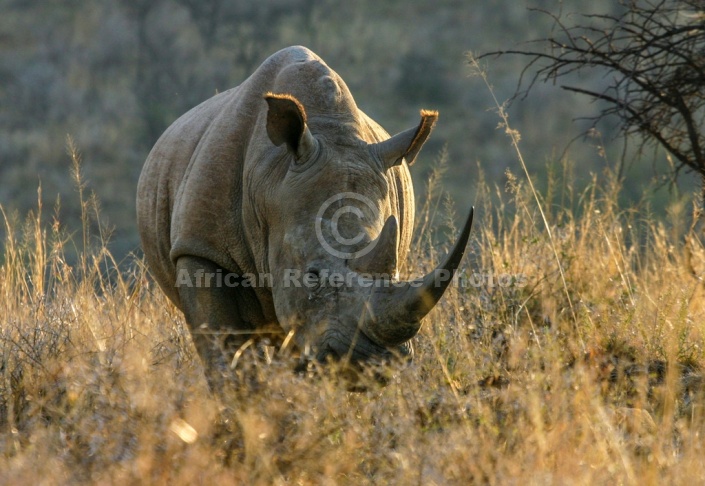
[371,110,438,169]
[264,93,317,160]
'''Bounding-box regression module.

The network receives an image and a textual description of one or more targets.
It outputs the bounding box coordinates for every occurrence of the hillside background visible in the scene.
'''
[1,0,698,259]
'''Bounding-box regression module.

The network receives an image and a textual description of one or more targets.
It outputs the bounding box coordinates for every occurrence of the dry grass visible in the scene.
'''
[2,142,705,485]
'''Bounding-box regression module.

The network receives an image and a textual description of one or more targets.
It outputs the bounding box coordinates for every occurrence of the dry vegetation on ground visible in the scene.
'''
[1,152,705,484]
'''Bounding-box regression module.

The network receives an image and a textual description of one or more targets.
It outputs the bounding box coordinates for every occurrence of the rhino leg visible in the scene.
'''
[175,256,257,391]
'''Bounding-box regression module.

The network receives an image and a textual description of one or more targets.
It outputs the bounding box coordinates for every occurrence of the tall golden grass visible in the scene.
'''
[2,130,704,484]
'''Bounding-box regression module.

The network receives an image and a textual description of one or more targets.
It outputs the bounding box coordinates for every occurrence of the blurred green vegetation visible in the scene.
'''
[0,0,698,260]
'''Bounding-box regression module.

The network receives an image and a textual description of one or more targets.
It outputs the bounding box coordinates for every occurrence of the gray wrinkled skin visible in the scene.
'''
[137,46,447,386]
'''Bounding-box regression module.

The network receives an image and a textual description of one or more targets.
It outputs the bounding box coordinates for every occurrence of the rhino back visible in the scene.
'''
[137,87,236,306]
[137,47,327,309]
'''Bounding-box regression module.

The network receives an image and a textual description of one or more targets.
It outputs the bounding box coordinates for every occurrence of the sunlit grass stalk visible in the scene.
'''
[468,53,584,351]
[67,135,89,279]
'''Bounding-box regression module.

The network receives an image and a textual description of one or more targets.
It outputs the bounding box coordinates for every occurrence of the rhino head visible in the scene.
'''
[254,93,474,368]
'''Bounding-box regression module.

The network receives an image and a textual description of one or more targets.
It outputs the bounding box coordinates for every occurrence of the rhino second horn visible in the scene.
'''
[350,215,399,276]
[362,207,474,347]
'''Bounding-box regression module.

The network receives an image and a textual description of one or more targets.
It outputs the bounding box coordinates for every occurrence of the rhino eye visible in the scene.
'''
[303,269,320,288]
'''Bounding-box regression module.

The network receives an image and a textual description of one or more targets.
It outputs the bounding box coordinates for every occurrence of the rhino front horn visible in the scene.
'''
[362,207,474,347]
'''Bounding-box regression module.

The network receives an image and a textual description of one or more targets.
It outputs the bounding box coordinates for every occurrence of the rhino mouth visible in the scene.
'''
[315,329,413,365]
[293,325,412,387]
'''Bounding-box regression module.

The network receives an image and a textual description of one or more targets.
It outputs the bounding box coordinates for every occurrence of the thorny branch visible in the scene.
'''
[481,0,705,206]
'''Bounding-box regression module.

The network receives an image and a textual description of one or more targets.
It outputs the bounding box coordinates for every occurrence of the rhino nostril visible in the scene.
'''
[317,346,339,363]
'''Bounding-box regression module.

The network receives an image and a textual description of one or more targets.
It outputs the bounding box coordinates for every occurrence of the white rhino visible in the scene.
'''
[137,46,473,387]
